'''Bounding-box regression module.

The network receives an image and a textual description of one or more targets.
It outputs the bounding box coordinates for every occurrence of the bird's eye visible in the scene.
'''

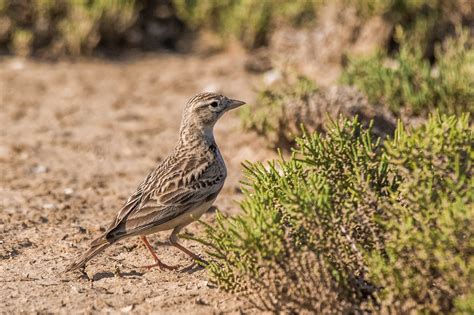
[209,101,218,108]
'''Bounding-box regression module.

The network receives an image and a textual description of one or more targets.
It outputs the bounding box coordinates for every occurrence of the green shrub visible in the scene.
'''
[173,0,471,50]
[58,0,137,55]
[0,0,158,56]
[9,27,33,56]
[341,28,474,116]
[368,113,473,313]
[199,114,473,313]
[353,0,472,56]
[1,0,471,55]
[200,117,394,312]
[173,0,317,48]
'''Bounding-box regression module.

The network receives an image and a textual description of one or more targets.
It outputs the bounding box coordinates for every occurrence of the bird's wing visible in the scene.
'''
[102,153,225,241]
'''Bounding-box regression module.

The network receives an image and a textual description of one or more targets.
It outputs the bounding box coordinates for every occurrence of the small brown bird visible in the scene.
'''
[66,93,245,271]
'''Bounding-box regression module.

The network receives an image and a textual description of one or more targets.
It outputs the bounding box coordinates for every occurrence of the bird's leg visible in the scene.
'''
[140,236,179,270]
[169,227,208,265]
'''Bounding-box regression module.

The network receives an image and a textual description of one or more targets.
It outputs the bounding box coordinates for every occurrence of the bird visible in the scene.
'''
[66,92,245,272]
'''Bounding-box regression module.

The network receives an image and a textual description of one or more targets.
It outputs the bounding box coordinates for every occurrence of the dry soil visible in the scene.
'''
[0,49,275,314]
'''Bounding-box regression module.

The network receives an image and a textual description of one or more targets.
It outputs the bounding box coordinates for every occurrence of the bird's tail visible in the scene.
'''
[66,236,112,272]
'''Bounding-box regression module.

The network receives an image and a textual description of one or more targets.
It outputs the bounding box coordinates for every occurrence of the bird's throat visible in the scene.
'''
[178,123,216,149]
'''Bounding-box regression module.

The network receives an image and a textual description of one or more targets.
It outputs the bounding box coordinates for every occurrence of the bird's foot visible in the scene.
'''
[171,242,208,266]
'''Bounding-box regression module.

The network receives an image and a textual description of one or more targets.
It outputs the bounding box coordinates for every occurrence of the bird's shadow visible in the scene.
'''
[124,263,206,274]
[180,262,207,274]
[89,260,207,280]
[92,269,145,281]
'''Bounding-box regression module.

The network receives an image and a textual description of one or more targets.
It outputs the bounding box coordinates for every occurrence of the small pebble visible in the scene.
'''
[19,239,32,247]
[32,165,48,174]
[42,203,56,210]
[120,305,134,313]
[195,297,209,305]
[76,226,87,234]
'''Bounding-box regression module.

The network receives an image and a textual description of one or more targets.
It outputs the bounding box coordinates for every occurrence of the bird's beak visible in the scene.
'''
[228,98,246,110]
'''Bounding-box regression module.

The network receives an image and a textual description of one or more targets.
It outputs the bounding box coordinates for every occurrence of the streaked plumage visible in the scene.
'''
[66,93,245,271]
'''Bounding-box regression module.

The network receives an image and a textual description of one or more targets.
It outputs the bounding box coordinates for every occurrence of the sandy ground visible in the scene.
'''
[0,50,275,314]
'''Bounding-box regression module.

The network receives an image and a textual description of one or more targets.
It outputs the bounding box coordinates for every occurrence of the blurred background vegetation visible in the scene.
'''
[1,0,471,56]
[0,0,184,56]
[1,0,472,313]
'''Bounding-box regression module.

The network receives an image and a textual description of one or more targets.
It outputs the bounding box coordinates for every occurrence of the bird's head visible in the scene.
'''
[180,92,245,134]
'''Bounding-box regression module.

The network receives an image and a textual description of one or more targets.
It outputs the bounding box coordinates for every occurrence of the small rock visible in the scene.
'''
[76,226,87,234]
[19,239,32,247]
[120,305,134,313]
[42,203,56,210]
[63,187,74,196]
[32,165,48,174]
[195,297,209,305]
[70,285,85,294]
